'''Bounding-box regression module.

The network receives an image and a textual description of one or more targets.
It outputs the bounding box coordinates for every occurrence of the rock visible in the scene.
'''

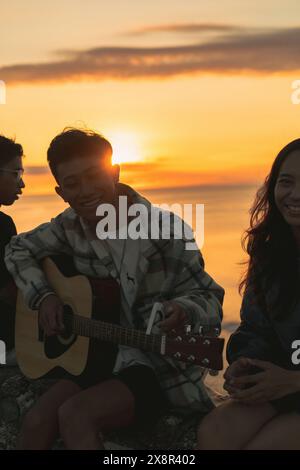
[0,367,60,449]
[0,369,212,450]
[0,398,20,423]
[0,366,20,388]
[105,412,202,450]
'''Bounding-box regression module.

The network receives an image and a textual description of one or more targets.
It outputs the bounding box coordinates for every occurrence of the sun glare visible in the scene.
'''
[109,132,142,165]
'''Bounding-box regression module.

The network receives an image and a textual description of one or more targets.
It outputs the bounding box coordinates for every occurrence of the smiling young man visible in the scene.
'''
[5,128,224,450]
[0,135,25,354]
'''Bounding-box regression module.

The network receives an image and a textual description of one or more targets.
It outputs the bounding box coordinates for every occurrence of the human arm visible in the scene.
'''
[229,358,300,404]
[4,214,73,335]
[160,233,224,334]
[225,290,277,395]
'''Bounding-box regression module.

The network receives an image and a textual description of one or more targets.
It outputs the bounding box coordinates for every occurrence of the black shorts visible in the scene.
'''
[73,364,167,427]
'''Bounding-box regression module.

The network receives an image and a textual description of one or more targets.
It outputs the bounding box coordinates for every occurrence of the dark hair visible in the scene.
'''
[240,139,300,318]
[0,135,23,166]
[47,128,113,179]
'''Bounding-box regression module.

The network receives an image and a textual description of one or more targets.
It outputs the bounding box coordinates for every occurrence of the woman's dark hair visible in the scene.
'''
[240,138,300,318]
[47,128,113,180]
[0,135,23,166]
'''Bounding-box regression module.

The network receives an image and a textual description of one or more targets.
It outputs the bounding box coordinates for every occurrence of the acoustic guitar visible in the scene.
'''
[15,256,224,382]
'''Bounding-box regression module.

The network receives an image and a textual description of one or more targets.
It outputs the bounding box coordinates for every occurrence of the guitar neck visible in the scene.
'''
[72,313,162,354]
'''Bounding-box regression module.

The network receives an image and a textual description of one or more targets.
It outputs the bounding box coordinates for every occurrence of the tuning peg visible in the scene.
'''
[187,355,195,362]
[214,327,220,337]
[173,352,182,359]
[184,324,192,334]
[203,339,211,346]
[188,336,196,343]
[198,326,204,335]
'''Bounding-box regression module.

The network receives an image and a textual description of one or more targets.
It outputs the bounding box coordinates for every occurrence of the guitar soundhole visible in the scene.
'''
[59,305,74,340]
[44,305,77,359]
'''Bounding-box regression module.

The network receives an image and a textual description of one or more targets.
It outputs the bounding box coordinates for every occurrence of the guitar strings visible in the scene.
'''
[68,312,162,352]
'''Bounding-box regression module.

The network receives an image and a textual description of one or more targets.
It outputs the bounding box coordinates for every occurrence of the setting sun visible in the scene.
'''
[108,131,142,165]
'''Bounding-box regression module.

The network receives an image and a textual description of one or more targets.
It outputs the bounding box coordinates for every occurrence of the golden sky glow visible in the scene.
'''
[3,1,300,325]
[1,0,300,194]
[107,131,142,165]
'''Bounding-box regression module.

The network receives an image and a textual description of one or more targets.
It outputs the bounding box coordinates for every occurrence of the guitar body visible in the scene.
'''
[15,256,120,381]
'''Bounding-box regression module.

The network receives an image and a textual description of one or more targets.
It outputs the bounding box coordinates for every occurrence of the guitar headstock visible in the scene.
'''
[164,326,224,370]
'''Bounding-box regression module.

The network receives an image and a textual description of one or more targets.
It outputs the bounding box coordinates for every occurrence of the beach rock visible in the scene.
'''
[0,367,213,450]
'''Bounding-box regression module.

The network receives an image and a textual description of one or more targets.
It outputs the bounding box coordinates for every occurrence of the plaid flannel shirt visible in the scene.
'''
[5,183,224,413]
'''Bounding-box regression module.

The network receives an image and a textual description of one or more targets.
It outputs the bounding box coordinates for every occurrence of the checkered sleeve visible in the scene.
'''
[169,239,224,334]
[5,215,72,310]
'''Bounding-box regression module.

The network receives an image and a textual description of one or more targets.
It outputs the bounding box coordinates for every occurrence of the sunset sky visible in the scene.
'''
[1,0,300,193]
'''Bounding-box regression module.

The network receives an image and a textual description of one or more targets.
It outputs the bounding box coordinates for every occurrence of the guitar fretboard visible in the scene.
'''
[71,313,163,353]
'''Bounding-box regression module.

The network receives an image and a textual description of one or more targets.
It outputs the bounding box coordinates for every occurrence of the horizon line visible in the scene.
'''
[18,181,260,198]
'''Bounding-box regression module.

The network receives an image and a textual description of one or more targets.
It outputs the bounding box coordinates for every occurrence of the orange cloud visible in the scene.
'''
[126,23,240,35]
[2,26,300,85]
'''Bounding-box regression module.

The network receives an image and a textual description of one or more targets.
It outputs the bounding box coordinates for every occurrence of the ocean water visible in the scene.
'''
[4,184,259,325]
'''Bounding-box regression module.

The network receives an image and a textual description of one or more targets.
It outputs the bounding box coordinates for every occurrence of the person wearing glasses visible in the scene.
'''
[0,135,25,354]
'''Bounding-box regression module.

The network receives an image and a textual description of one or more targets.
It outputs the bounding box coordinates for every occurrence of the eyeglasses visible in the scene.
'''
[0,168,24,182]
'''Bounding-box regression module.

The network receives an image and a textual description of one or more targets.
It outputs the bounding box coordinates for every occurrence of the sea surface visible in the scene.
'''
[5,184,259,327]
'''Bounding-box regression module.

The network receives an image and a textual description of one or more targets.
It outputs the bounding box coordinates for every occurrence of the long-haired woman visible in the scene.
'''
[198,139,300,450]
